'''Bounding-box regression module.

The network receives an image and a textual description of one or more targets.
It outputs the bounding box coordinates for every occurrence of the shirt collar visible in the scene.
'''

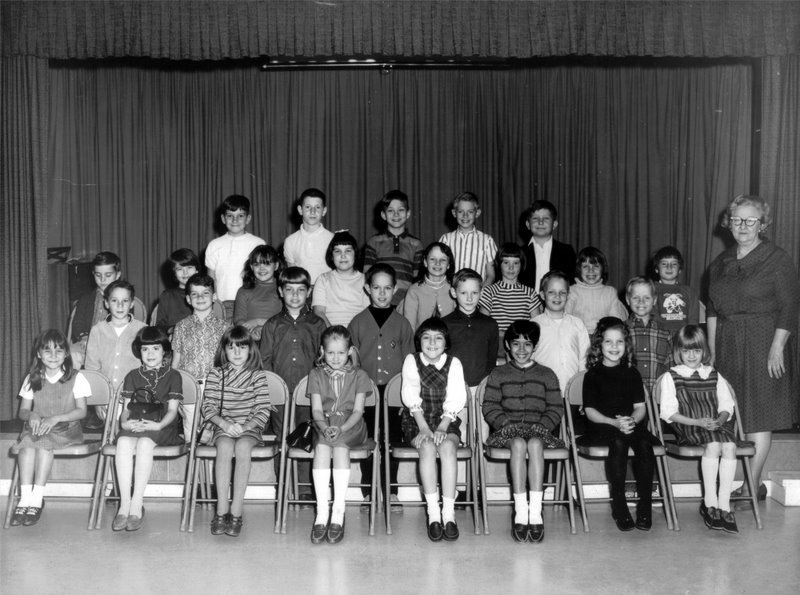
[672,364,712,379]
[420,353,447,369]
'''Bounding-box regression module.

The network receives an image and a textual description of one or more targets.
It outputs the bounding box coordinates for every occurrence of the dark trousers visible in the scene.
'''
[361,385,402,496]
[272,403,312,494]
[605,435,656,517]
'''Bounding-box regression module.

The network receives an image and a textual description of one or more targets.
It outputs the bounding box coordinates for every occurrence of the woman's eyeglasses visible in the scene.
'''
[729,216,761,228]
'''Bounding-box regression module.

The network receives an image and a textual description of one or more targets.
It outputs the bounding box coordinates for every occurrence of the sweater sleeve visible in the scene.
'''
[246,371,271,430]
[201,368,222,421]
[481,369,509,430]
[538,367,564,432]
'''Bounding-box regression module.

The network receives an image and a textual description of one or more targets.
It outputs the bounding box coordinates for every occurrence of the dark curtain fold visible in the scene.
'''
[4,1,799,60]
[0,56,49,419]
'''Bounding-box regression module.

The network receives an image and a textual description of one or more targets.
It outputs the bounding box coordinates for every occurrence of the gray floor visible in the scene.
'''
[1,498,799,594]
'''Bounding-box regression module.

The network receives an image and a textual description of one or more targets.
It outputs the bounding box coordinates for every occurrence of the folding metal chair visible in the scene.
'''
[382,373,481,535]
[182,370,290,532]
[653,374,763,530]
[474,377,587,535]
[89,370,199,529]
[4,370,112,529]
[279,375,382,535]
[564,371,676,531]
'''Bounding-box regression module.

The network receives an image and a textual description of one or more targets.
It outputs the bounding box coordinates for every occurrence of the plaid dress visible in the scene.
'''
[669,370,736,446]
[401,354,462,442]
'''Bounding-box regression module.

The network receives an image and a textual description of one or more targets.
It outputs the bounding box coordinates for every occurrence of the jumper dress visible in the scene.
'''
[401,354,462,443]
[15,374,83,452]
[668,370,736,446]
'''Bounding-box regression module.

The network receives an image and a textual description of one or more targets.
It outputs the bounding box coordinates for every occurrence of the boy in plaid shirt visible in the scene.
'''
[624,276,672,393]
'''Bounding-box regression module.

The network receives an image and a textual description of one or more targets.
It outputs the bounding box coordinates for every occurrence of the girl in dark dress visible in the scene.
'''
[580,317,658,532]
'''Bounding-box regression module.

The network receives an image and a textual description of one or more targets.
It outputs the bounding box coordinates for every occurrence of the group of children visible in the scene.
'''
[12,189,743,542]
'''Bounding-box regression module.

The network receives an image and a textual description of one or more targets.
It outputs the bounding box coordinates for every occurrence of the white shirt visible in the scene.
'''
[205,232,266,301]
[658,364,735,422]
[531,237,553,293]
[401,353,467,421]
[532,311,590,392]
[19,371,92,400]
[283,226,334,285]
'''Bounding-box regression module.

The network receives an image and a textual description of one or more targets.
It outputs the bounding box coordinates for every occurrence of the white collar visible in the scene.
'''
[671,364,713,379]
[420,353,447,369]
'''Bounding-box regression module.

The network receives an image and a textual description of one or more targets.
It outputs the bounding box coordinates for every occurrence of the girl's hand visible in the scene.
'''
[324,426,340,442]
[137,420,161,432]
[700,417,720,430]
[121,419,138,432]
[412,427,434,449]
[27,412,42,434]
[767,344,785,379]
[616,415,635,435]
[34,416,56,435]
[432,429,447,446]
[226,421,244,437]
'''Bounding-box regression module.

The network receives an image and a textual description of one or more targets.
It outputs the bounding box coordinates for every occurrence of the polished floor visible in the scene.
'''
[1,498,799,595]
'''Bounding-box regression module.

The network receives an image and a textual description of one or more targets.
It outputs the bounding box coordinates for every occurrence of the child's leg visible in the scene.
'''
[417,441,441,523]
[29,449,56,507]
[605,438,630,518]
[16,448,36,507]
[129,438,156,516]
[330,447,351,524]
[214,437,235,515]
[312,444,332,525]
[230,437,257,517]
[701,442,722,508]
[526,438,545,525]
[717,442,738,512]
[630,438,656,515]
[508,438,529,524]
[438,435,459,524]
[114,437,137,515]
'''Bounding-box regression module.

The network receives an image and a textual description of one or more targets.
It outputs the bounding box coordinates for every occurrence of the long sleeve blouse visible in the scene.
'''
[401,352,467,421]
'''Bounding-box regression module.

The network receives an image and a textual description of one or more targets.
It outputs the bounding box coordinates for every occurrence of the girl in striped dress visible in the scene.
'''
[202,326,271,537]
[658,325,739,534]
[401,317,467,542]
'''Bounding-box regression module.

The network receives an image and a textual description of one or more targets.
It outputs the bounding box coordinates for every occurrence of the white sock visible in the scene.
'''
[441,496,456,524]
[717,458,737,512]
[331,469,350,524]
[18,484,33,508]
[30,485,45,508]
[424,491,441,523]
[529,490,544,524]
[513,493,528,524]
[701,456,720,508]
[312,468,331,525]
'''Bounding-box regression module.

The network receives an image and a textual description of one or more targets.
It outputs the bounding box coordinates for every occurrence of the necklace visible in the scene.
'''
[424,276,448,290]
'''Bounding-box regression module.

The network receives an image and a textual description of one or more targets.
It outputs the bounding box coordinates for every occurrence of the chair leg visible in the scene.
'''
[469,455,480,535]
[188,458,202,533]
[88,451,106,530]
[653,457,674,531]
[741,457,763,530]
[571,452,590,532]
[384,449,393,535]
[562,459,577,535]
[94,456,113,529]
[369,452,379,536]
[477,448,490,535]
[180,455,195,532]
[280,459,293,534]
[659,454,679,531]
[3,462,20,529]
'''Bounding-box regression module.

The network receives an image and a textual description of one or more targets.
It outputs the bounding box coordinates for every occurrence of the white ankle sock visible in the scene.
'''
[30,485,45,508]
[701,456,720,508]
[528,490,544,524]
[313,468,331,525]
[424,491,441,523]
[717,458,737,512]
[18,484,33,507]
[330,469,350,524]
[441,496,456,523]
[513,493,528,524]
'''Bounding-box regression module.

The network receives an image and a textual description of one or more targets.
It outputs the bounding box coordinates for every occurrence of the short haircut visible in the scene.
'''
[625,275,656,298]
[242,245,282,289]
[503,320,541,350]
[169,248,200,269]
[381,189,409,211]
[325,231,359,270]
[452,267,483,290]
[539,270,570,293]
[587,317,634,369]
[366,263,396,285]
[576,246,609,283]
[417,241,456,284]
[495,242,527,272]
[222,194,251,214]
[414,317,451,352]
[92,251,121,272]
[722,194,772,228]
[214,325,262,370]
[278,266,311,288]
[525,200,558,222]
[132,326,172,359]
[299,187,326,207]
[103,279,135,301]
[184,273,215,295]
[672,324,712,365]
[451,191,480,210]
[652,246,684,272]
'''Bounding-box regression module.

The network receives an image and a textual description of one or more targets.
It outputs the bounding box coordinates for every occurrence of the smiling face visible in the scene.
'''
[221,208,251,236]
[656,257,681,285]
[601,328,626,367]
[93,264,120,292]
[105,287,134,323]
[730,204,765,250]
[279,282,309,315]
[452,200,480,232]
[626,283,655,321]
[225,342,250,370]
[679,347,703,369]
[526,208,558,240]
[39,341,67,375]
[140,344,165,370]
[451,278,481,315]
[186,284,215,313]
[579,260,603,286]
[540,277,569,314]
[252,259,278,283]
[298,196,327,229]
[419,330,447,362]
[424,247,449,282]
[174,264,198,288]
[332,244,356,273]
[507,337,535,367]
[499,256,522,283]
[322,336,351,371]
[366,272,396,309]
[381,199,410,233]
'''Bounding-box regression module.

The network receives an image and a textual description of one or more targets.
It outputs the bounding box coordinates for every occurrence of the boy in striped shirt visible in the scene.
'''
[439,191,497,285]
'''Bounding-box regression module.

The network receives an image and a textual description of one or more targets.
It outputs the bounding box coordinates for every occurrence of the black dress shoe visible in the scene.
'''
[310,523,327,544]
[511,523,527,543]
[427,521,443,542]
[442,521,459,541]
[327,519,345,544]
[612,511,635,532]
[22,501,45,527]
[635,513,652,531]
[226,515,243,537]
[210,513,228,535]
[527,523,544,543]
[10,506,27,527]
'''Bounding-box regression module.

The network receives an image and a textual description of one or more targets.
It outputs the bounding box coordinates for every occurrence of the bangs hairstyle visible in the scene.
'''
[451,191,480,210]
[587,317,635,368]
[366,263,396,285]
[325,231,359,270]
[103,279,135,301]
[672,324,712,365]
[132,326,172,359]
[184,273,215,295]
[625,276,655,298]
[222,194,251,214]
[315,325,360,368]
[539,270,570,294]
[29,329,75,392]
[381,189,409,211]
[169,248,201,269]
[722,194,772,228]
[242,245,282,289]
[503,320,541,351]
[452,267,483,290]
[495,242,526,273]
[651,246,684,279]
[214,325,262,370]
[414,317,451,352]
[417,241,456,284]
[575,246,609,284]
[278,266,311,288]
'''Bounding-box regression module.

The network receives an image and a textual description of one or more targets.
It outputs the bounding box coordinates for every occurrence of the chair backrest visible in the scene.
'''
[385,373,403,408]
[79,369,113,407]
[263,370,289,408]
[177,370,199,405]
[149,303,160,326]
[473,376,489,443]
[565,370,585,407]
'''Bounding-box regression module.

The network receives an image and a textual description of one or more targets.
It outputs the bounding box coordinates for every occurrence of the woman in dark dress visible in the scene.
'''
[707,195,800,505]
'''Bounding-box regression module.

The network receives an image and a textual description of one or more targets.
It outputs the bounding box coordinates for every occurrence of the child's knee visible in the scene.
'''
[721,442,737,458]
[527,437,544,455]
[437,438,457,459]
[704,442,722,457]
[233,438,255,457]
[509,437,526,455]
